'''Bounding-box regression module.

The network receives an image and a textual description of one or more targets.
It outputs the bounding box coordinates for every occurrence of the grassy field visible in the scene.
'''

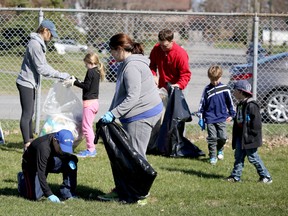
[0,125,287,216]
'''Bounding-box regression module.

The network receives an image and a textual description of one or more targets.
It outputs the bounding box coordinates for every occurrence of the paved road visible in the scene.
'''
[0,67,230,121]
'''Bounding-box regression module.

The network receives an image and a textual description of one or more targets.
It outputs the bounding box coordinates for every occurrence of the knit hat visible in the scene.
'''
[54,129,74,154]
[41,19,58,38]
[234,80,253,96]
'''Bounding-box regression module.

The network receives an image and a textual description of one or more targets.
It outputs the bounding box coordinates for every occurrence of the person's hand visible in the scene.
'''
[198,119,205,131]
[48,194,61,203]
[59,72,70,80]
[63,76,76,88]
[170,83,180,89]
[153,76,159,86]
[68,161,76,170]
[226,116,232,122]
[101,111,114,123]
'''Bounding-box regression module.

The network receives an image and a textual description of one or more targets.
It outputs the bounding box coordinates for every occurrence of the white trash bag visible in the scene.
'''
[40,82,83,148]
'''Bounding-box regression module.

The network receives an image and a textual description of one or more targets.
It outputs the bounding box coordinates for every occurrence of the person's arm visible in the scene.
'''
[175,51,191,90]
[74,69,99,91]
[247,102,262,134]
[198,87,207,114]
[30,41,69,80]
[110,64,142,118]
[149,45,158,77]
[36,145,53,197]
[225,89,236,119]
[197,88,207,130]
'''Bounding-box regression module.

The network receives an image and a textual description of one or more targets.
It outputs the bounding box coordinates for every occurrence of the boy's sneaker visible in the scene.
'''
[77,150,97,158]
[17,172,24,193]
[209,157,218,165]
[137,198,148,206]
[225,176,241,183]
[97,190,119,202]
[0,125,5,144]
[139,192,150,199]
[217,150,224,160]
[259,176,272,184]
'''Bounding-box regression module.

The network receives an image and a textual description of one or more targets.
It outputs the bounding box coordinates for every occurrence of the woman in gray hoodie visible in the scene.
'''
[98,33,163,203]
[16,19,70,150]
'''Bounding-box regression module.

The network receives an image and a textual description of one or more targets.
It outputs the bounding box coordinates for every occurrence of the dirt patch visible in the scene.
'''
[263,136,288,149]
[188,133,288,149]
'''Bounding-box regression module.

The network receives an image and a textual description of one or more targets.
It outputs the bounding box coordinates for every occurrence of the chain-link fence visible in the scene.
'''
[0,8,287,138]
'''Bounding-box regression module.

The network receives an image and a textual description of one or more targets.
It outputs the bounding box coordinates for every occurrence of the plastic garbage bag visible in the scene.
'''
[95,121,157,203]
[154,87,205,158]
[40,82,83,147]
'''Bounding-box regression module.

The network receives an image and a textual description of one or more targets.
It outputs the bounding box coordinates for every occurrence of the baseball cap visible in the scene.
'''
[41,19,58,38]
[234,80,253,96]
[54,129,74,154]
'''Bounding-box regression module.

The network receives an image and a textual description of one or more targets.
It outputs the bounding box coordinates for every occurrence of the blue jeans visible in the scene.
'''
[230,137,271,180]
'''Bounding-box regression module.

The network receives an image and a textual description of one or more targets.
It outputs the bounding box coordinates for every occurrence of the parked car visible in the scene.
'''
[54,39,88,54]
[246,42,269,64]
[228,52,288,123]
[96,42,110,54]
[105,55,121,82]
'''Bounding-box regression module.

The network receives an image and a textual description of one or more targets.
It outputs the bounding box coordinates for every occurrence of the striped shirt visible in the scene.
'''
[198,83,235,124]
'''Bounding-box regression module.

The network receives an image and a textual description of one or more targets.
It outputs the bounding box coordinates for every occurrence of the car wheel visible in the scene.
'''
[264,90,288,123]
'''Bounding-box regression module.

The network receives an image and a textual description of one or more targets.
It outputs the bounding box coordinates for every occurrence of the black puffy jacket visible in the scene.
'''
[232,98,262,150]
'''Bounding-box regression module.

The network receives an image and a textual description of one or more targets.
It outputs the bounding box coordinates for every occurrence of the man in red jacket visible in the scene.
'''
[149,29,191,90]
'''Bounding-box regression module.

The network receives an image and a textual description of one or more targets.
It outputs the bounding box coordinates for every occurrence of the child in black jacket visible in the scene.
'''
[226,80,272,183]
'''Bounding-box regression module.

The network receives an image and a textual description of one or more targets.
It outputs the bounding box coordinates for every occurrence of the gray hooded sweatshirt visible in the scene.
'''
[16,33,69,89]
[109,54,162,120]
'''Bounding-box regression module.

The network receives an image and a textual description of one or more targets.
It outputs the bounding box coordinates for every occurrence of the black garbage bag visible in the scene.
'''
[94,121,157,203]
[156,87,205,158]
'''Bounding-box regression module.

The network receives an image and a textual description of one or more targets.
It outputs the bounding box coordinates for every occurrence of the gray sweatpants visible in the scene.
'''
[122,113,162,160]
[206,121,227,159]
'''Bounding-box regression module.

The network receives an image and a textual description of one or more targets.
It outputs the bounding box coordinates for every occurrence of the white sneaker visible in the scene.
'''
[0,126,5,144]
[217,151,224,160]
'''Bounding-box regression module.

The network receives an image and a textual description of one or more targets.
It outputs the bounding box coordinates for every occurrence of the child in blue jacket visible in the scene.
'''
[198,65,235,165]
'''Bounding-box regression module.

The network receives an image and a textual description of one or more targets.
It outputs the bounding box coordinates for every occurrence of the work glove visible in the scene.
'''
[63,76,76,88]
[101,111,115,123]
[48,194,61,203]
[198,118,205,131]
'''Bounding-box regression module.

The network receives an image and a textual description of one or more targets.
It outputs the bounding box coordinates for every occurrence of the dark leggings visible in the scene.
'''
[17,84,35,143]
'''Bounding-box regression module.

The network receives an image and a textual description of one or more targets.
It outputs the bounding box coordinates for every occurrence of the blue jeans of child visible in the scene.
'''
[230,137,271,180]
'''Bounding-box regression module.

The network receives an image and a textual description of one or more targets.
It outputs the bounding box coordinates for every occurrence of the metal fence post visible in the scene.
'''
[35,9,44,135]
[252,14,259,100]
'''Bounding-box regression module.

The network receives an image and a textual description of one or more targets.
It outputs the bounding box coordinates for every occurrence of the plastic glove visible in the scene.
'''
[198,119,205,131]
[63,76,76,88]
[59,72,70,80]
[101,111,114,123]
[68,161,76,170]
[48,194,61,203]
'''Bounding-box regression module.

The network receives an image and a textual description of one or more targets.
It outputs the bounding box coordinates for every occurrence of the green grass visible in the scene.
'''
[0,126,288,216]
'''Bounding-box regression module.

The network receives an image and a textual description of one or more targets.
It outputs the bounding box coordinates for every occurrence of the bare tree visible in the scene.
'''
[202,0,288,13]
